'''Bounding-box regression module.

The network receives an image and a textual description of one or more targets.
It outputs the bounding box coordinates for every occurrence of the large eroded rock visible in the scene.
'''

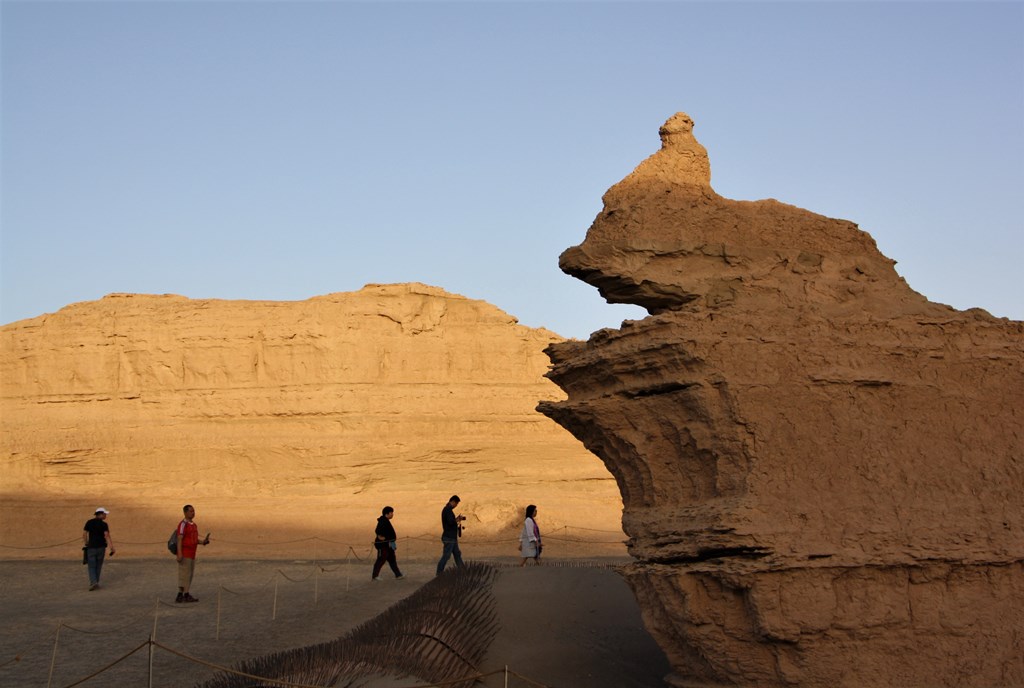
[538,113,1024,687]
[0,283,623,557]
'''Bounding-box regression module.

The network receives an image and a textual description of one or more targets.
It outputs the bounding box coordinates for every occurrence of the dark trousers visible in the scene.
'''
[86,547,106,585]
[372,543,402,579]
[435,537,464,575]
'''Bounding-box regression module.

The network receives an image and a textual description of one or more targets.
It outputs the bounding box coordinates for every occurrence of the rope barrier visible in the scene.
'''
[59,605,160,635]
[505,667,554,687]
[557,524,625,533]
[0,625,59,669]
[151,639,540,688]
[388,668,498,688]
[56,638,150,688]
[216,558,347,596]
[218,574,279,596]
[39,630,561,688]
[275,567,317,583]
[1,534,626,686]
[213,536,320,546]
[304,535,365,546]
[150,639,343,688]
[542,534,626,545]
[11,560,614,688]
[314,548,380,572]
[341,545,368,562]
[0,539,79,550]
[1,555,621,645]
[0,525,626,552]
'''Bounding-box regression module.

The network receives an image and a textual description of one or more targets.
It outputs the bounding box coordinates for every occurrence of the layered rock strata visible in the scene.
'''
[539,113,1024,687]
[0,284,623,557]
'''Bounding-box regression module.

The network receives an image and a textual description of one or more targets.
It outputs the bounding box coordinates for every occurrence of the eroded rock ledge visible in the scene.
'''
[539,113,1024,687]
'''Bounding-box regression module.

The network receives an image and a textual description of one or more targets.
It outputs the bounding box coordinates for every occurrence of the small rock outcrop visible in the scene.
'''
[539,113,1024,686]
[0,284,623,555]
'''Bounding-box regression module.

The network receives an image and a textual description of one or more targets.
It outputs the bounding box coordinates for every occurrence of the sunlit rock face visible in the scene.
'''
[0,284,623,556]
[539,113,1024,687]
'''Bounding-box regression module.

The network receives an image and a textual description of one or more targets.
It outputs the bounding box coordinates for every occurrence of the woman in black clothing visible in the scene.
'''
[372,506,404,580]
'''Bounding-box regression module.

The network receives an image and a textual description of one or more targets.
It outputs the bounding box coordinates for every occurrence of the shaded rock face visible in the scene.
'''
[1,283,623,556]
[539,114,1024,687]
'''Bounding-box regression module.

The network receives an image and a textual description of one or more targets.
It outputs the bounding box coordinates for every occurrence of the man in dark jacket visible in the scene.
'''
[82,507,115,590]
[372,506,404,580]
[435,495,466,576]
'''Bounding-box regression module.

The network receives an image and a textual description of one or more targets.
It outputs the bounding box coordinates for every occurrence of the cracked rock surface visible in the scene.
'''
[539,113,1024,687]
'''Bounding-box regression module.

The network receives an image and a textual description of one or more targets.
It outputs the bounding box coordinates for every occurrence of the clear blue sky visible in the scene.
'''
[2,1,1022,339]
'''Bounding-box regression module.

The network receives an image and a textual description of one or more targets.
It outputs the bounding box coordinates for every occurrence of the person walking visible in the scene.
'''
[82,507,115,590]
[435,495,466,576]
[371,506,404,581]
[519,504,542,566]
[175,504,210,603]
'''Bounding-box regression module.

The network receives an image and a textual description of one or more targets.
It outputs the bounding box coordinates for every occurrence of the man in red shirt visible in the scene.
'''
[175,504,210,603]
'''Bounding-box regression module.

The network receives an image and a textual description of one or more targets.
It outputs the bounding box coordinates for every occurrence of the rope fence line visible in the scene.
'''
[54,638,150,688]
[149,639,333,688]
[5,556,615,688]
[144,638,557,683]
[2,528,628,687]
[3,551,628,674]
[1,524,627,552]
[216,577,278,597]
[8,556,610,688]
[505,667,553,688]
[315,550,366,572]
[152,638,500,688]
[0,538,80,550]
[0,624,59,669]
[272,566,317,584]
[1,549,628,674]
[46,636,559,688]
[1,558,372,674]
[58,603,162,635]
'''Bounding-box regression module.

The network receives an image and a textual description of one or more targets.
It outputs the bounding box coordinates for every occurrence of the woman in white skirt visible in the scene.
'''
[519,504,542,566]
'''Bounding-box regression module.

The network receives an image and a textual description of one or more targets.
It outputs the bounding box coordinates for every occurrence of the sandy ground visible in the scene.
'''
[0,554,670,688]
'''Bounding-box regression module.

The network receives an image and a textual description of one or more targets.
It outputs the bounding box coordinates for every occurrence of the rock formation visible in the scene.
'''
[538,113,1024,687]
[0,283,623,558]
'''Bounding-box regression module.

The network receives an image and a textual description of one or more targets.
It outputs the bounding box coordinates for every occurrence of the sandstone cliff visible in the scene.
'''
[539,113,1024,687]
[0,283,623,557]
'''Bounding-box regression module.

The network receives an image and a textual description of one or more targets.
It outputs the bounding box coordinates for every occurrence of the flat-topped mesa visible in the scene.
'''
[0,283,625,557]
[540,113,1024,687]
[559,112,934,317]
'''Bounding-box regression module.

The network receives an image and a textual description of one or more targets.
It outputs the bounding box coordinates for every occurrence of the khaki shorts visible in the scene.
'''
[177,557,196,590]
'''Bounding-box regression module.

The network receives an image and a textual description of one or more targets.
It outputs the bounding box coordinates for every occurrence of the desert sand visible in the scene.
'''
[0,552,670,688]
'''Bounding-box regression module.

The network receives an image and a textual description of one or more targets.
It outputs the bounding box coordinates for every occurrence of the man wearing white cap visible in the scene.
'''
[82,507,115,591]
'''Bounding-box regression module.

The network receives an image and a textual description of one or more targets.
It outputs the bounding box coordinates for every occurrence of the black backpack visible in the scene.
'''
[167,527,178,555]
